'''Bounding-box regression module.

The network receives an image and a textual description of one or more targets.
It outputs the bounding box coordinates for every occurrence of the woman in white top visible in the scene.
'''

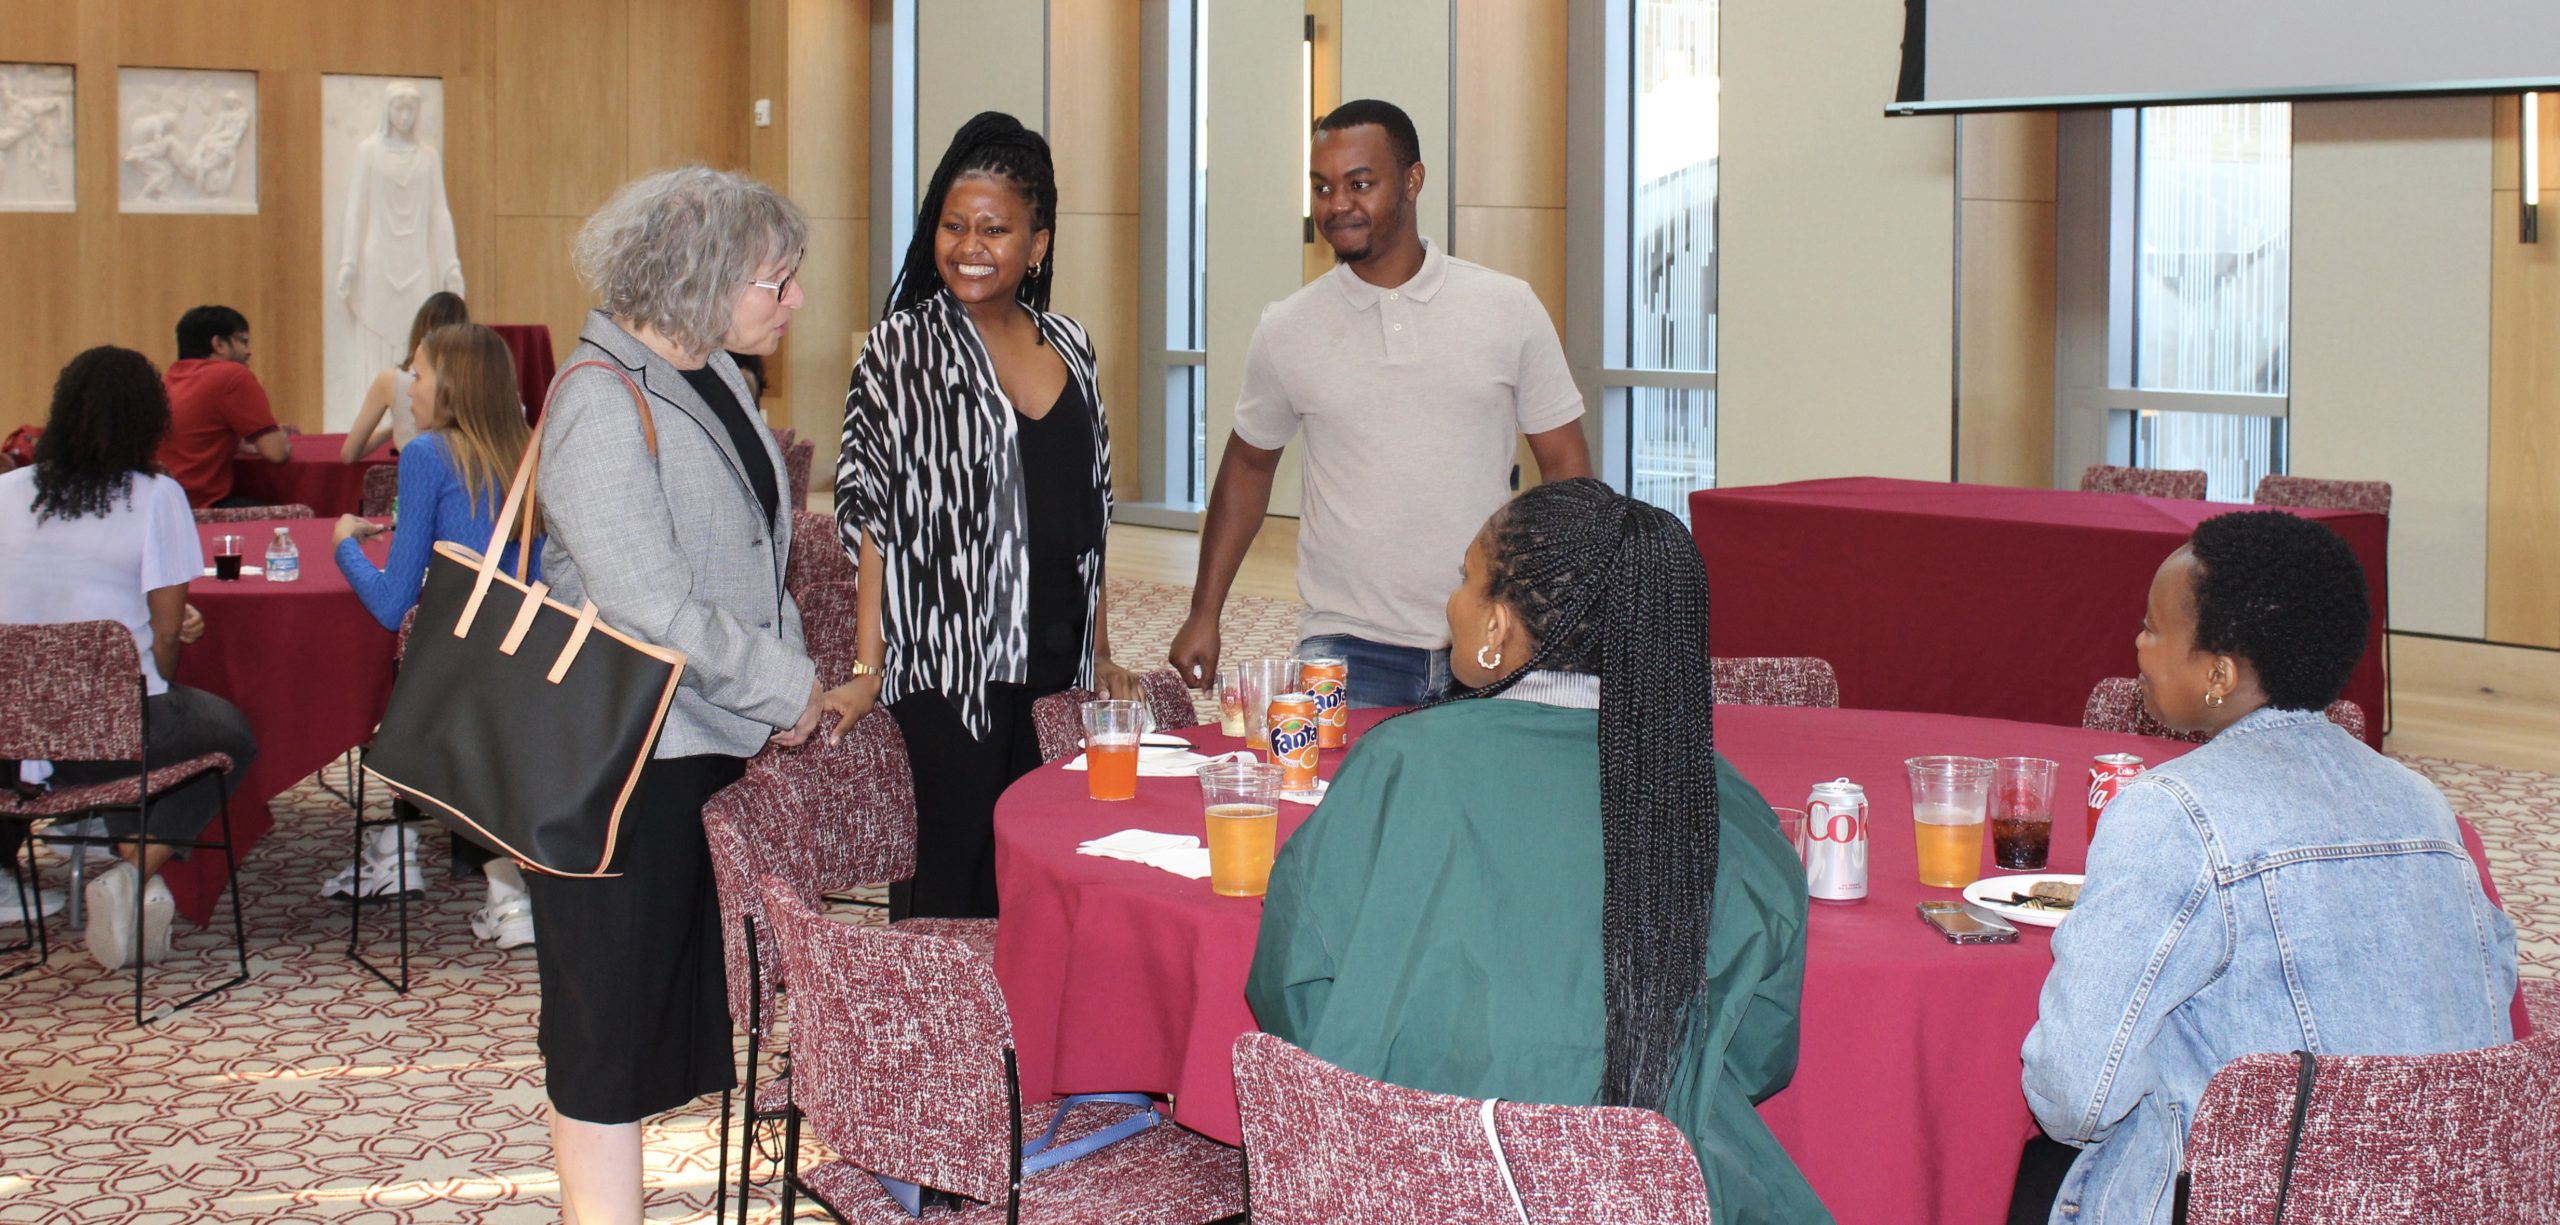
[339,291,469,462]
[0,346,258,971]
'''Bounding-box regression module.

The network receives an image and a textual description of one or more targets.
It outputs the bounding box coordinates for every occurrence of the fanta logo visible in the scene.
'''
[1271,722,1318,756]
[1307,679,1345,711]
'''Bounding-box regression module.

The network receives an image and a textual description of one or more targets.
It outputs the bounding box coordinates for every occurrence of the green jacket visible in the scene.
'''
[1246,697,1829,1224]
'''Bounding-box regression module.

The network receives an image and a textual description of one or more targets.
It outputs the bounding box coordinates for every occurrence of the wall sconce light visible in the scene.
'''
[2526,93,2541,244]
[1303,15,1316,245]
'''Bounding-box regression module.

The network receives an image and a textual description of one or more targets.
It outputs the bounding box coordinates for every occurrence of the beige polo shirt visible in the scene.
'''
[1234,240,1586,649]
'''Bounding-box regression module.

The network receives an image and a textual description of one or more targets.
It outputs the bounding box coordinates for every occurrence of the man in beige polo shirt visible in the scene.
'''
[1170,99,1592,707]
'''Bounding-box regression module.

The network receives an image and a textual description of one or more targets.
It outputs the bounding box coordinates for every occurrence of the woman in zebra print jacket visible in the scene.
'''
[822,112,1140,919]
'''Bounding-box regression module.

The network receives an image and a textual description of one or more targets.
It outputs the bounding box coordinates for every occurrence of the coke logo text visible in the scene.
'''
[1806,803,1868,843]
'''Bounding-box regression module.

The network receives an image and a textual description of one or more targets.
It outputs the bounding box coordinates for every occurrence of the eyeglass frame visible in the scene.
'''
[745,261,801,303]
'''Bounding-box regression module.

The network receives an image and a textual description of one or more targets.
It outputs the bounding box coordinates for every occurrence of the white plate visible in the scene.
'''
[1963,873,2085,928]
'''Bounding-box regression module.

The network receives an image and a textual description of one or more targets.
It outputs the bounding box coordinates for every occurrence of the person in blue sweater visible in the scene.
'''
[332,321,543,948]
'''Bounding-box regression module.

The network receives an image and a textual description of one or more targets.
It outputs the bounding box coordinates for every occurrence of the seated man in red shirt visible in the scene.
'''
[159,305,289,508]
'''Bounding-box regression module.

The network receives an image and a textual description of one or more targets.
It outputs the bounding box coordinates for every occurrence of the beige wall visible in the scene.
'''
[747,0,868,493]
[2291,97,2493,639]
[915,0,1047,175]
[1341,0,1451,255]
[1203,2,1315,517]
[1715,0,1957,485]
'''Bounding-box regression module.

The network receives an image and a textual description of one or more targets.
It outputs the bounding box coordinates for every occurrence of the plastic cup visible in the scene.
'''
[1772,807,1810,863]
[1081,699,1149,802]
[1991,757,2059,870]
[1905,756,1993,888]
[1199,760,1282,897]
[1217,663,1248,738]
[1239,658,1304,745]
[212,534,244,581]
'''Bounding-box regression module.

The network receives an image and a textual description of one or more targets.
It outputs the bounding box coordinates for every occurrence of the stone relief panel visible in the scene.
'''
[117,67,258,214]
[321,75,461,429]
[0,63,76,212]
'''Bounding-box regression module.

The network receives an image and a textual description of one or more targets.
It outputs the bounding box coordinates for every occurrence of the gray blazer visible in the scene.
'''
[538,310,813,759]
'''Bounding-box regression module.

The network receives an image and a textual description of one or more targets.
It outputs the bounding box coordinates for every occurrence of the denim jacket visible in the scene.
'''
[2021,706,2518,1225]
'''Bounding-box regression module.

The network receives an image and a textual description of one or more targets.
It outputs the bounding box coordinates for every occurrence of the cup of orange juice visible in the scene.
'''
[1199,760,1282,897]
[1081,700,1149,802]
[1904,756,1993,888]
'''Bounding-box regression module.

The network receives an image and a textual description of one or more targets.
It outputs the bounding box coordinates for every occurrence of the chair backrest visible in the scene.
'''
[1710,656,1840,708]
[1231,1032,1712,1225]
[359,464,400,517]
[2177,980,2560,1224]
[759,872,1020,1205]
[2079,678,2365,744]
[795,580,860,688]
[2080,464,2210,500]
[757,706,918,892]
[784,509,852,595]
[2252,473,2392,519]
[703,774,793,1039]
[0,620,144,762]
[1028,668,1203,763]
[394,607,418,665]
[193,503,315,524]
[783,437,815,513]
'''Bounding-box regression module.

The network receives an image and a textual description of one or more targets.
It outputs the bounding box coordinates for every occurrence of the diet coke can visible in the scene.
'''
[2086,753,2146,838]
[1803,779,1870,903]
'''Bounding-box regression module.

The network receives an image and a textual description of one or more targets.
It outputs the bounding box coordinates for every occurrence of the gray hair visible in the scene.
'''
[572,165,807,358]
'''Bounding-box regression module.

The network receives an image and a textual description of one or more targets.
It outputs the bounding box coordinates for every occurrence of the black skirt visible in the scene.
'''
[524,753,744,1124]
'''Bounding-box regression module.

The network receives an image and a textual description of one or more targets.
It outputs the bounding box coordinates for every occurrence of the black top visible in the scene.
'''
[679,364,781,526]
[1018,378,1104,688]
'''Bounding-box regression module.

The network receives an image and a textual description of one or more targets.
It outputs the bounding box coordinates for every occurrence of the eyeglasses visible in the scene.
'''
[746,266,799,303]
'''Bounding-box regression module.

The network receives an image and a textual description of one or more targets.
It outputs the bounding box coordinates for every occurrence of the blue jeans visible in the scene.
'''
[1296,634,1451,709]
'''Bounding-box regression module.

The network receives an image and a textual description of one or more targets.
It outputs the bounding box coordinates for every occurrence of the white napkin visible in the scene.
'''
[1076,829,1213,880]
[1063,747,1222,777]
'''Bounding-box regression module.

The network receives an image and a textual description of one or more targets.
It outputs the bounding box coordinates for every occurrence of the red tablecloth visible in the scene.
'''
[489,324,557,424]
[167,519,398,923]
[1688,478,2389,749]
[229,432,394,518]
[993,704,2510,1224]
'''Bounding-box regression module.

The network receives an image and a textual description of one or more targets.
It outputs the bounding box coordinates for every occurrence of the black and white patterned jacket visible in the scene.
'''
[836,291,1112,736]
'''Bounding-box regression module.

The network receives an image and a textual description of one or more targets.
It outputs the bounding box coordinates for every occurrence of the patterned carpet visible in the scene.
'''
[1,579,2550,1221]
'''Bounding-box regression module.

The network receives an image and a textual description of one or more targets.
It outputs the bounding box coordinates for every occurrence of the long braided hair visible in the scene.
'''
[885,111,1059,318]
[1421,477,1719,1110]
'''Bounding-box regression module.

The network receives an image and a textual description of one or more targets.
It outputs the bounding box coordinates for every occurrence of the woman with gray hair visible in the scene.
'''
[532,164,821,1220]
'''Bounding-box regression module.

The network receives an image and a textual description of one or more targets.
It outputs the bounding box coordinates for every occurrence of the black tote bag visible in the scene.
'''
[364,361,686,877]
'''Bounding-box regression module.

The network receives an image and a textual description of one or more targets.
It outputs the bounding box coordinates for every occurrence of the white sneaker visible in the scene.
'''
[322,825,426,901]
[82,863,175,971]
[470,896,537,949]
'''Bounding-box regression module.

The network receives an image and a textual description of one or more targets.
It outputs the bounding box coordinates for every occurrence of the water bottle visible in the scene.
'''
[264,526,300,583]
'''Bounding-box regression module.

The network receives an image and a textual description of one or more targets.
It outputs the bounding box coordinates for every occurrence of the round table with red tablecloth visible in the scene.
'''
[229,433,394,518]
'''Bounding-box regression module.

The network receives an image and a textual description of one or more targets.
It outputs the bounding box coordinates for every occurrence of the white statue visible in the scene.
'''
[334,81,463,377]
[116,69,257,213]
[0,65,76,210]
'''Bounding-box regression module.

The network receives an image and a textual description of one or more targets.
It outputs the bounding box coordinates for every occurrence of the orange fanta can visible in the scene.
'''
[1300,657,1349,748]
[1266,692,1321,792]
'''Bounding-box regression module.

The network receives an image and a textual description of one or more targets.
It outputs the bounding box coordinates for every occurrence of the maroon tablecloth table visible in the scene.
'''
[1688,478,2389,748]
[993,704,2509,1224]
[166,518,398,923]
[229,432,394,518]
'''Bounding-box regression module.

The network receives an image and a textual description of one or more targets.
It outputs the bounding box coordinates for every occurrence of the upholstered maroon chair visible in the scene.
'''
[795,581,860,689]
[358,464,400,518]
[2081,464,2210,500]
[0,621,247,1025]
[2175,979,2560,1223]
[2251,474,2392,519]
[1230,1031,1713,1224]
[1709,657,1840,709]
[784,510,852,596]
[2080,677,2366,744]
[758,872,1244,1222]
[783,435,815,514]
[191,503,315,524]
[1028,669,1203,764]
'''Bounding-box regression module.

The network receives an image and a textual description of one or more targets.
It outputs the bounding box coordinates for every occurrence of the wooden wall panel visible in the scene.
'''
[784,0,868,222]
[2485,189,2560,646]
[0,215,82,431]
[484,216,596,373]
[1955,198,2056,487]
[2489,91,2559,193]
[1454,206,1566,330]
[630,0,748,174]
[1452,0,1565,212]
[1049,0,1140,218]
[1052,212,1142,500]
[492,0,627,218]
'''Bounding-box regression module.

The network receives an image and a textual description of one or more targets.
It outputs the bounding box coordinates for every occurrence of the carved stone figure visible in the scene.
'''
[334,82,463,379]
[116,69,257,213]
[0,64,76,211]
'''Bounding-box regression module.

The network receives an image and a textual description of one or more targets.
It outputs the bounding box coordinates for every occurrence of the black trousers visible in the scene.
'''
[45,684,258,852]
[886,685,1055,920]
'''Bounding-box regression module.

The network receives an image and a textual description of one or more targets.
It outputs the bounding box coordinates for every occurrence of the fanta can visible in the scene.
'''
[1266,692,1321,792]
[1300,657,1349,748]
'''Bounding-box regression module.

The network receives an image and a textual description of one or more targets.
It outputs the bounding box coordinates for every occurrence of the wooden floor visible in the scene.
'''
[1106,520,2560,776]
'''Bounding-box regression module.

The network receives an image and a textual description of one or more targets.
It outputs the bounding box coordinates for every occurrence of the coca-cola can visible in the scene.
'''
[1803,778,1870,903]
[2086,753,2146,837]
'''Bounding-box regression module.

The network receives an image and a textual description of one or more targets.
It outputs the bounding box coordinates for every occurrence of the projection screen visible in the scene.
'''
[1892,0,2560,115]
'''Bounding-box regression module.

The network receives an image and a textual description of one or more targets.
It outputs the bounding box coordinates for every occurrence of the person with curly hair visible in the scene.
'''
[2018,511,2519,1225]
[0,345,257,971]
[1247,478,1823,1222]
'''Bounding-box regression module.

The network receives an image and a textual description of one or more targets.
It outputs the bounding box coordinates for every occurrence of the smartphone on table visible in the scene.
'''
[1917,900,2020,944]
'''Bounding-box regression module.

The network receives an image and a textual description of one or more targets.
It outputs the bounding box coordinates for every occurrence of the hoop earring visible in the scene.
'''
[1475,644,1502,671]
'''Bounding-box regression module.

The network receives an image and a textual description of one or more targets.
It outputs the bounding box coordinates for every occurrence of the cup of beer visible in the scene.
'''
[1991,757,2059,871]
[1239,658,1303,744]
[1199,759,1282,897]
[1080,699,1150,802]
[212,534,245,581]
[1904,756,1993,888]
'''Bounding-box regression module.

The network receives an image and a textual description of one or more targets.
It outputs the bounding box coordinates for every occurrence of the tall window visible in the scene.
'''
[1604,0,1720,519]
[2124,103,2291,501]
[1137,0,1209,512]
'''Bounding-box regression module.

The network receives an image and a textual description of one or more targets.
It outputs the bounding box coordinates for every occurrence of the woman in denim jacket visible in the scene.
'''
[2021,511,2518,1225]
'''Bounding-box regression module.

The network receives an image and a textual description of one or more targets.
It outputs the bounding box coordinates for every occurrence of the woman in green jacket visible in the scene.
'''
[1246,477,1826,1223]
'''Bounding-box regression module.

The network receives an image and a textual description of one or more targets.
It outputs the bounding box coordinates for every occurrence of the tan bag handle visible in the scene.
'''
[459,361,656,638]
